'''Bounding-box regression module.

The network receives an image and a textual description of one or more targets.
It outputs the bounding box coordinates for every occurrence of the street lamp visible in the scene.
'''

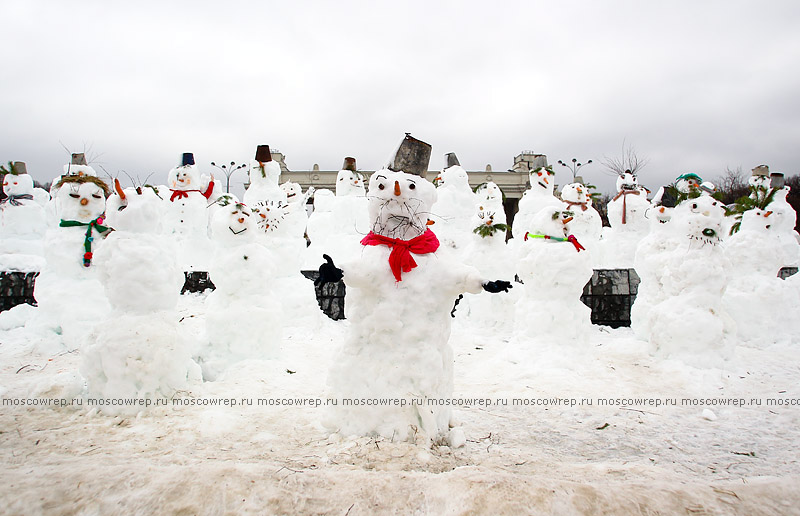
[210,161,247,193]
[557,158,593,181]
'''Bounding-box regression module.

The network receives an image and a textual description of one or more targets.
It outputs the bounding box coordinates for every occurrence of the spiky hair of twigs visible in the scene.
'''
[55,175,111,197]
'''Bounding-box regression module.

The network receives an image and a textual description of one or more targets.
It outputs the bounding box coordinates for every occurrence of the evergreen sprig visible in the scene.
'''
[473,223,510,238]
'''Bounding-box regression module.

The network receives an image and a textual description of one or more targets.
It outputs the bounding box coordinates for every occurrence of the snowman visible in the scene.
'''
[0,166,48,271]
[163,152,215,269]
[431,153,475,253]
[32,176,112,349]
[631,195,734,366]
[762,174,800,267]
[514,206,592,345]
[559,178,602,250]
[335,157,366,197]
[280,180,314,244]
[459,182,516,328]
[596,170,652,267]
[243,145,286,206]
[197,200,282,380]
[316,134,511,444]
[511,163,564,241]
[80,177,200,413]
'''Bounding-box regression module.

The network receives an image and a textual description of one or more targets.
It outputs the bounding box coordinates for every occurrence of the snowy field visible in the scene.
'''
[1,291,799,515]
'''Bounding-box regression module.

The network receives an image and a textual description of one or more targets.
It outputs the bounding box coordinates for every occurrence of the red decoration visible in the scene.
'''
[360,229,440,281]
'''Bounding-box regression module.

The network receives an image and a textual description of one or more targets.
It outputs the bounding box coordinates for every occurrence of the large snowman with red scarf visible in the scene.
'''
[317,135,511,444]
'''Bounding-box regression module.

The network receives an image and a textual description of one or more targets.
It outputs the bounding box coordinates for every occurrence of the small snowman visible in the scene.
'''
[199,200,282,380]
[163,152,215,269]
[431,152,475,253]
[32,175,112,349]
[316,134,511,444]
[631,196,734,366]
[81,177,199,414]
[243,145,286,206]
[0,163,48,270]
[763,173,800,267]
[597,170,652,267]
[514,206,592,345]
[335,157,366,197]
[559,177,602,250]
[511,163,564,241]
[280,180,314,243]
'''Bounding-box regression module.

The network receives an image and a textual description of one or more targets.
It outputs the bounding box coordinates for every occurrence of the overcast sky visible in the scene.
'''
[1,0,798,196]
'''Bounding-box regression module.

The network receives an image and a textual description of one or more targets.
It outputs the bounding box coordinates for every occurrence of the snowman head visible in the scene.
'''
[211,201,255,244]
[252,199,289,233]
[473,204,500,228]
[748,174,769,191]
[249,160,282,187]
[104,181,163,233]
[529,166,556,194]
[476,182,503,204]
[168,164,202,191]
[528,207,573,239]
[56,176,109,223]
[437,165,470,190]
[2,173,34,196]
[671,195,725,245]
[281,181,304,203]
[561,182,589,205]
[335,169,365,197]
[674,173,702,194]
[367,169,437,240]
[739,208,775,234]
[616,171,641,193]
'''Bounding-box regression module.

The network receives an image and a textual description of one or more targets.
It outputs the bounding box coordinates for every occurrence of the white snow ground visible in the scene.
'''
[1,292,799,515]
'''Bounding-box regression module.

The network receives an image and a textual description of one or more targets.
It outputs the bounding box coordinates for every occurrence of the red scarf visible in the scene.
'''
[361,229,440,281]
[612,189,640,224]
[170,181,215,202]
[564,200,588,212]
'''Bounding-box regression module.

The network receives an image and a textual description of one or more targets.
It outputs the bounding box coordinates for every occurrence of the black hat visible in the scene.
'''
[71,153,87,166]
[255,145,272,163]
[387,133,432,178]
[445,152,460,168]
[342,157,357,172]
[181,153,195,166]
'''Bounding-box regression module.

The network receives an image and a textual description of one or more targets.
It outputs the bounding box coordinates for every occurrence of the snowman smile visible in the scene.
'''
[229,226,248,235]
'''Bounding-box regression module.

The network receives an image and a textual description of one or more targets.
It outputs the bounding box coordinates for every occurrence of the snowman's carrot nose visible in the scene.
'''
[80,198,89,206]
[563,216,573,224]
[394,181,401,196]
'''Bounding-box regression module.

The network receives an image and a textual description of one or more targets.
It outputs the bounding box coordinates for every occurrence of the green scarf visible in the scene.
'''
[59,216,110,267]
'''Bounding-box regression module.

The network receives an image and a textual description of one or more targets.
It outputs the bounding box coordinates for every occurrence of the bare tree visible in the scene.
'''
[602,140,649,176]
[714,166,749,205]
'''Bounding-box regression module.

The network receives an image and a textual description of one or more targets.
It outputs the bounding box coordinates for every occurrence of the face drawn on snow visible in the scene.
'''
[227,204,252,235]
[368,171,436,240]
[252,199,289,232]
[168,165,201,190]
[682,197,725,246]
[59,182,107,222]
[530,167,555,190]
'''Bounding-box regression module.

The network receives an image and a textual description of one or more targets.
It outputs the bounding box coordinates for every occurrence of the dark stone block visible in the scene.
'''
[581,268,639,327]
[301,270,346,321]
[181,271,216,294]
[0,271,39,311]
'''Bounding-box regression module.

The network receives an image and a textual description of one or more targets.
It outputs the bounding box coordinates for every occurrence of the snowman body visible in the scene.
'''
[514,207,592,344]
[326,169,485,442]
[512,166,564,241]
[597,172,652,267]
[0,174,47,270]
[198,204,283,380]
[33,180,111,349]
[431,165,475,253]
[560,182,602,250]
[769,188,800,267]
[163,164,214,269]
[722,208,797,347]
[632,196,734,365]
[81,189,199,413]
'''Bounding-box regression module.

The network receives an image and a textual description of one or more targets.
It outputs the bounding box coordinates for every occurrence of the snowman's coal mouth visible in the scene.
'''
[229,226,248,235]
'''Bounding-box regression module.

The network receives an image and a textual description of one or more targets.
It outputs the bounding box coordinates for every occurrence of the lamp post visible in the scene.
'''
[557,158,593,181]
[210,161,247,193]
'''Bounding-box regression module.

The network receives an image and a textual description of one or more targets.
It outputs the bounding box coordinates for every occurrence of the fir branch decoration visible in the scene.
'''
[473,222,510,238]
[0,161,17,175]
[726,185,779,235]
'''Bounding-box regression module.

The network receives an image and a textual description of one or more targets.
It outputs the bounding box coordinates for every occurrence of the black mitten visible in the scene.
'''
[316,254,343,287]
[483,280,512,293]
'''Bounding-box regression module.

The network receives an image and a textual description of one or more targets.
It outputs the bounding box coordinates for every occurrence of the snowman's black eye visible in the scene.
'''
[409,183,416,190]
[692,203,698,210]
[92,193,102,199]
[378,183,385,190]
[70,193,79,198]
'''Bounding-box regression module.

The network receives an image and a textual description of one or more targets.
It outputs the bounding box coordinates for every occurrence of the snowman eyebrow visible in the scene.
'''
[375,174,387,181]
[405,179,416,184]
